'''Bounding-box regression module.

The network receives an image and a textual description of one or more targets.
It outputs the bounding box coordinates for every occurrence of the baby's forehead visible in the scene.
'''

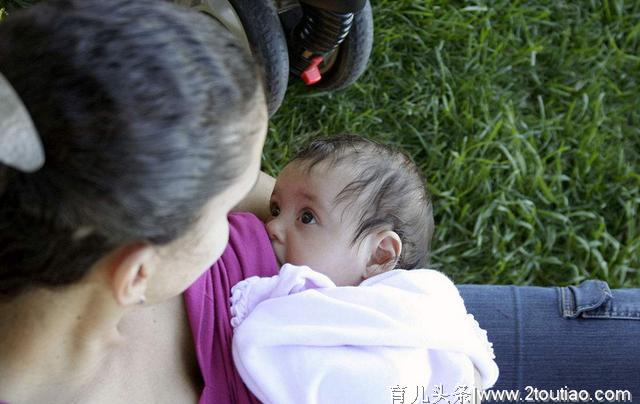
[278,159,366,207]
[278,159,357,189]
[287,157,355,178]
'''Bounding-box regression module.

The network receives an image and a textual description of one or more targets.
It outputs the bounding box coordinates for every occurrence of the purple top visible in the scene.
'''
[184,212,279,404]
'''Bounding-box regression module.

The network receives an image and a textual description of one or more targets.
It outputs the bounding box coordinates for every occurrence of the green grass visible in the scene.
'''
[267,1,640,287]
[4,1,639,287]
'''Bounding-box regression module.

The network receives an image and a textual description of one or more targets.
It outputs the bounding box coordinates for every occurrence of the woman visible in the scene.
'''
[0,0,272,402]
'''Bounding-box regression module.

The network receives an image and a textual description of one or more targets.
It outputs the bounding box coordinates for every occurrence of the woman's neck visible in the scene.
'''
[0,283,124,401]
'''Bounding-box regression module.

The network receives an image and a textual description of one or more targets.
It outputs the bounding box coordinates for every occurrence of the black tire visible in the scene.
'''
[228,0,289,116]
[311,0,373,91]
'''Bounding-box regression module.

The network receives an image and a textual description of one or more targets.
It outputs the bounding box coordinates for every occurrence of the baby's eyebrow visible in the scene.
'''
[298,191,327,212]
[297,191,317,203]
[299,191,316,202]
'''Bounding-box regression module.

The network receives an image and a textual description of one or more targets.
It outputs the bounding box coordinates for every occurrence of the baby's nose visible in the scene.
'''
[265,217,283,243]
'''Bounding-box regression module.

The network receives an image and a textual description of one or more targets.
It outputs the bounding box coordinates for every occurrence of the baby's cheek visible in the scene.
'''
[286,243,314,268]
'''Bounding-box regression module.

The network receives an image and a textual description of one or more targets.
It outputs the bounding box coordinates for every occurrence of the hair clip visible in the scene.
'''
[0,71,45,173]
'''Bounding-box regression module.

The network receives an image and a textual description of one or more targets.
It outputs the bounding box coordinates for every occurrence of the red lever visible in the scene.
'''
[301,56,324,85]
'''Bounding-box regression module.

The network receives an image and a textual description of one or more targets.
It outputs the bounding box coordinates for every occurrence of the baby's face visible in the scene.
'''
[266,160,369,286]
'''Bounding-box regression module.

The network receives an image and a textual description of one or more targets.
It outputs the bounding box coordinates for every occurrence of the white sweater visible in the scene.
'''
[230,264,499,404]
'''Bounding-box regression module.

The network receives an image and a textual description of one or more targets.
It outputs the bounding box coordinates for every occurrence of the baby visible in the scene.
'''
[266,134,434,286]
[230,135,498,404]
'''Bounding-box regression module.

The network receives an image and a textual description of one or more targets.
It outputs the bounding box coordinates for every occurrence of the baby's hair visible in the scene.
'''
[0,0,263,298]
[293,135,434,269]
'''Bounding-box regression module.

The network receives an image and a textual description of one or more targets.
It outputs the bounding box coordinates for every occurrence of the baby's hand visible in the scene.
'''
[229,264,335,328]
[230,274,281,328]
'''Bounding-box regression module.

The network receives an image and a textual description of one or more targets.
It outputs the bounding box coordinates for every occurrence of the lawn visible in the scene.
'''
[3,1,639,287]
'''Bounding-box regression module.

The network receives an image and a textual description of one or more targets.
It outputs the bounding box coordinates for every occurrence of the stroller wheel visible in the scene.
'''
[310,0,373,91]
[228,0,289,116]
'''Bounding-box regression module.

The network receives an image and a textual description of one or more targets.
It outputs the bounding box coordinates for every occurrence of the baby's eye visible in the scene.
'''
[300,210,316,224]
[270,203,280,217]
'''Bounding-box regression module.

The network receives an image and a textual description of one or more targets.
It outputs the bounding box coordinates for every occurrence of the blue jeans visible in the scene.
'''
[458,281,640,402]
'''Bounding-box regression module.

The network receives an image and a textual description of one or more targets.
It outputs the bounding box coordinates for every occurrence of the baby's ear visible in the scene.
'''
[364,230,402,280]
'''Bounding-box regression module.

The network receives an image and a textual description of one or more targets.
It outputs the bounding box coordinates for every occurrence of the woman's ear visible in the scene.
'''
[104,242,156,307]
[364,230,402,280]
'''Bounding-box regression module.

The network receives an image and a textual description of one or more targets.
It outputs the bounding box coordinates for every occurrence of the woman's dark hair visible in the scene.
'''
[293,135,434,270]
[0,0,264,297]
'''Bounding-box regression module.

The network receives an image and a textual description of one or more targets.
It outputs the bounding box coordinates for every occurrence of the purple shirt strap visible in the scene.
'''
[184,212,279,404]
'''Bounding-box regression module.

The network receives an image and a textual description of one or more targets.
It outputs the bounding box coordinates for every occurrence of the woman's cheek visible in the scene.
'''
[191,215,229,273]
[207,219,230,263]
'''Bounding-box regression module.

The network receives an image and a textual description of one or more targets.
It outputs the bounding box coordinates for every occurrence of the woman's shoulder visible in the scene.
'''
[227,211,266,232]
[185,211,279,302]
